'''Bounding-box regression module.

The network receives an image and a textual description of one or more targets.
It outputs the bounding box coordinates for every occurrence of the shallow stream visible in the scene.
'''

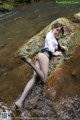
[0,1,80,119]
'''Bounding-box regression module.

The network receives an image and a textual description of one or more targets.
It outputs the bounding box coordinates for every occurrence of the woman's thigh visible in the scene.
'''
[33,60,41,77]
[37,53,49,80]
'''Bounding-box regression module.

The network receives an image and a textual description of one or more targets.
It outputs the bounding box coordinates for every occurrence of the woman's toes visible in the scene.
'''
[26,58,32,63]
[21,56,32,64]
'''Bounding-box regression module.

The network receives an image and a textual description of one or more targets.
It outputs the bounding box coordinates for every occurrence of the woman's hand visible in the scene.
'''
[53,51,63,56]
[61,46,68,52]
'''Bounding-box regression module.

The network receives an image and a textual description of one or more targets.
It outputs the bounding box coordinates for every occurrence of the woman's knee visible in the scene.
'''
[42,75,48,83]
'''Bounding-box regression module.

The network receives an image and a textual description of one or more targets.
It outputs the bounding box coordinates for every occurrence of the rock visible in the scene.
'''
[15,17,80,57]
[44,68,65,100]
[71,12,80,24]
[0,102,14,120]
[44,45,80,100]
[73,12,80,20]
[15,14,80,101]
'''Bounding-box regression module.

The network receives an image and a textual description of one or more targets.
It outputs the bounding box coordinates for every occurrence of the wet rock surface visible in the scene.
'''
[0,102,13,120]
[12,15,80,120]
[44,45,80,101]
[13,81,80,120]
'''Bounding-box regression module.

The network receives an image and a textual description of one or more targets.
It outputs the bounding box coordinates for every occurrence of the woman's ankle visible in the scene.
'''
[15,100,23,108]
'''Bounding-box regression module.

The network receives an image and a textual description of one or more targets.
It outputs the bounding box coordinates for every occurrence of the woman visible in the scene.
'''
[14,23,67,109]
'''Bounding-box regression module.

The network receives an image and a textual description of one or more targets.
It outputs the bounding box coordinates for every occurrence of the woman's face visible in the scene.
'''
[52,27,61,37]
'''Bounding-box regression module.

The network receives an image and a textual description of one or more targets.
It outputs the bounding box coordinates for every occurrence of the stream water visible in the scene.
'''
[0,0,80,119]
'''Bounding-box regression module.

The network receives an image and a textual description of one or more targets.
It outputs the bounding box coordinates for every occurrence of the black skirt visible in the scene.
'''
[41,48,52,60]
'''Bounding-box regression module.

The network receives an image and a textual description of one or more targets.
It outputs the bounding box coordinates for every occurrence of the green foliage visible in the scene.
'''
[2,3,14,10]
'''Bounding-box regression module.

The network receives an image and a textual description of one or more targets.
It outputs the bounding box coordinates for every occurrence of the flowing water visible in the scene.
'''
[0,1,80,119]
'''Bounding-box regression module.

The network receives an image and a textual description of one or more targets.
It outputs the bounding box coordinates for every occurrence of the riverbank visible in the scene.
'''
[0,0,47,12]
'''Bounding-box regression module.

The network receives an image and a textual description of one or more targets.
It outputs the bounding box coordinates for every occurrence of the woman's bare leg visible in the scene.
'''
[15,54,49,109]
[38,53,49,83]
[21,56,44,80]
[21,53,49,83]
[15,61,40,109]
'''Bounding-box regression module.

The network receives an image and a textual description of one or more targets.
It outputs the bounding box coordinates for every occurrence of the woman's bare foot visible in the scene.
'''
[21,56,32,64]
[15,100,23,109]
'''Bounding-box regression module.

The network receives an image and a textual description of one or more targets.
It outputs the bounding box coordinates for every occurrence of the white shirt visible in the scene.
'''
[45,30,58,53]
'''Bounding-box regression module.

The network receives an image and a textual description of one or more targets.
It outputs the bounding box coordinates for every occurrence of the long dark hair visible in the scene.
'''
[51,23,64,36]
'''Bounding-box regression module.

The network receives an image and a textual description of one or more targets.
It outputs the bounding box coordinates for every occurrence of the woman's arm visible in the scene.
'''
[60,46,68,52]
[52,51,63,56]
[52,46,68,60]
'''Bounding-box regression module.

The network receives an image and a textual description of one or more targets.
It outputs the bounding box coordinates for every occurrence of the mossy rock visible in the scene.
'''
[16,17,80,57]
